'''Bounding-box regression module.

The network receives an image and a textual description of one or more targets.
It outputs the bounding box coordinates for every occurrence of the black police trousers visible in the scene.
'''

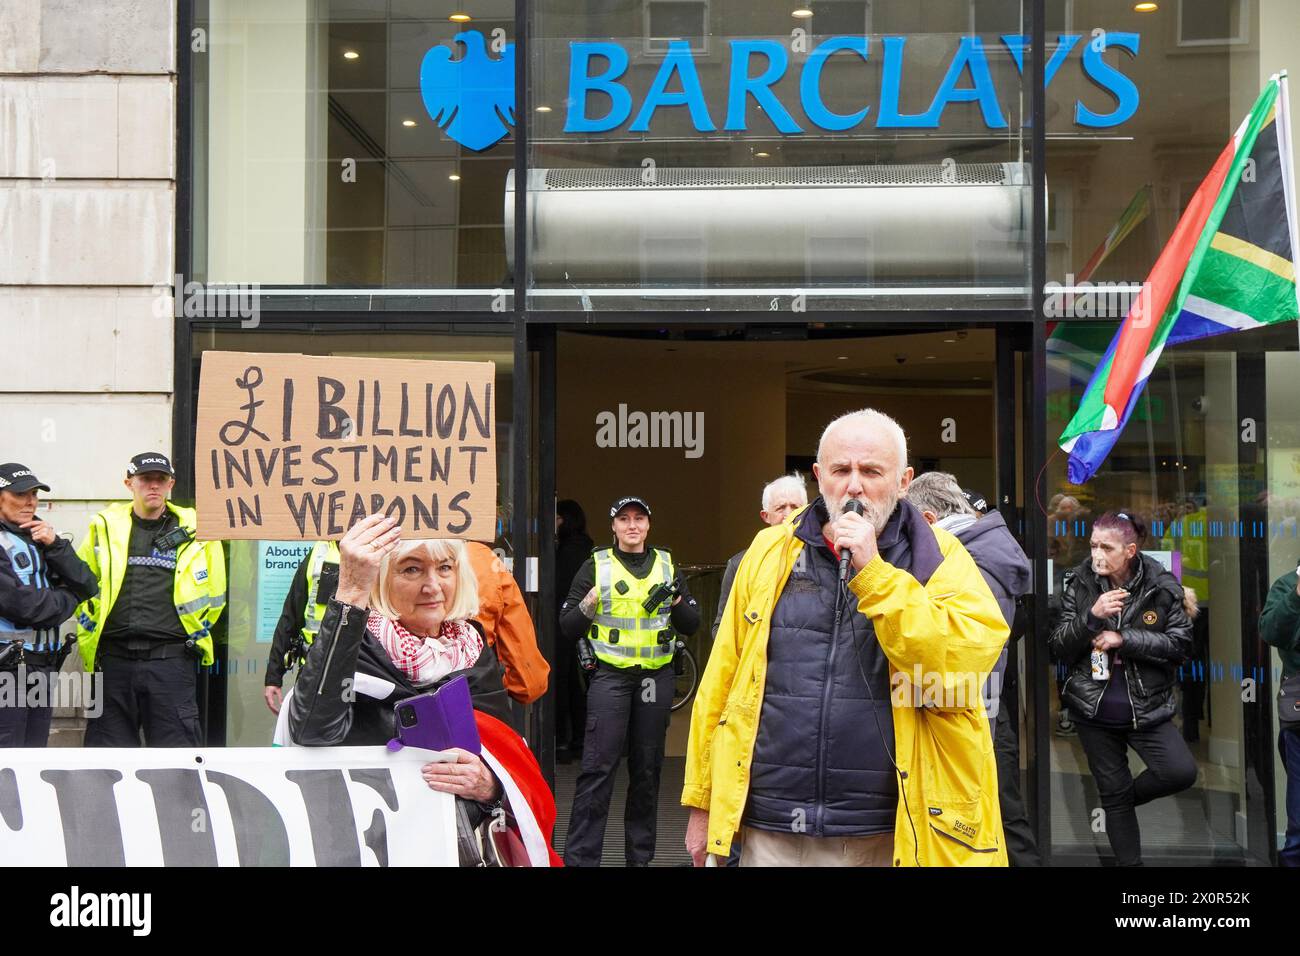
[0,661,57,747]
[563,661,674,866]
[84,651,202,747]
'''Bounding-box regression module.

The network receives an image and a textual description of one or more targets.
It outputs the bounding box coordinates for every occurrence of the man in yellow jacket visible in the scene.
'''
[75,453,226,746]
[683,409,1009,866]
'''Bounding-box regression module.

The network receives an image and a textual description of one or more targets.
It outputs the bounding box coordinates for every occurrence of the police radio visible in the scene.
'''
[642,580,680,614]
[154,524,195,551]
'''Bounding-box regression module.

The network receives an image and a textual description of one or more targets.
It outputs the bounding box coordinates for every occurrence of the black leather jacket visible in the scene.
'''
[287,598,514,747]
[1048,554,1193,729]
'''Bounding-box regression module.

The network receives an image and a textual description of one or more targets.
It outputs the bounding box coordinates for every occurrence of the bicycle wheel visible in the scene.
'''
[671,644,698,712]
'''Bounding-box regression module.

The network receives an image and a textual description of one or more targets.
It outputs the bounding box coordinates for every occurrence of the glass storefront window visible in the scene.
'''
[1045,0,1261,291]
[190,0,516,309]
[527,0,1034,311]
[189,328,514,746]
[1046,318,1298,864]
[1040,0,1300,863]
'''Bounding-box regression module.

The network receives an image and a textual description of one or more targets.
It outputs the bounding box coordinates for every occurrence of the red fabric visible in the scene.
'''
[474,711,564,866]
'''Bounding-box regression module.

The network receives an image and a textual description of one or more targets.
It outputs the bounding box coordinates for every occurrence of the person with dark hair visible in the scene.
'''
[555,499,593,761]
[561,495,700,866]
[0,463,98,747]
[1049,510,1198,866]
[1260,559,1300,866]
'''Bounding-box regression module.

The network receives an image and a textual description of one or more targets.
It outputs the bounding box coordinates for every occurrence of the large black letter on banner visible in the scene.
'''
[204,770,291,866]
[40,769,126,866]
[286,769,362,865]
[349,768,399,867]
[136,769,219,866]
[0,768,21,831]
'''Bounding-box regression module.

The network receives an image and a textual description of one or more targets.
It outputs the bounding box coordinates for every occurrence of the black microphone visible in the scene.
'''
[838,498,865,581]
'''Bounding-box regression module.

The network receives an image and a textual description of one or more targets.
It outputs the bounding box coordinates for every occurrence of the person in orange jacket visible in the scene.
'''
[466,542,549,705]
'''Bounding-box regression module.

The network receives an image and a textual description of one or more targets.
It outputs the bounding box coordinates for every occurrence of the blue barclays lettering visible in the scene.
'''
[800,36,870,131]
[631,40,714,131]
[565,42,633,133]
[878,35,1004,128]
[563,31,1142,136]
[726,40,802,133]
[1076,32,1141,128]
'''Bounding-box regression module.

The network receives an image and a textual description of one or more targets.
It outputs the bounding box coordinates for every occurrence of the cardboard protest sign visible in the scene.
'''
[195,351,496,540]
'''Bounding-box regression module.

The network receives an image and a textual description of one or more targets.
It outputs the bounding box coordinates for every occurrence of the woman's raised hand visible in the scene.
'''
[335,514,402,608]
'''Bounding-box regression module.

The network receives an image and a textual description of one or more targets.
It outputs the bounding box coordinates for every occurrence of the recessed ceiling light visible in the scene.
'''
[1134,2,1158,11]
[449,173,461,181]
[450,12,472,22]
[755,151,770,158]
[535,105,552,113]
[402,119,416,127]
[837,355,848,360]
[943,337,957,343]
[792,8,814,18]
[925,355,936,360]
[342,50,359,60]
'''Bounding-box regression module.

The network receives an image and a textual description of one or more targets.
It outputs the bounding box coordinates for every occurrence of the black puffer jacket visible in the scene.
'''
[287,598,514,747]
[1049,553,1192,729]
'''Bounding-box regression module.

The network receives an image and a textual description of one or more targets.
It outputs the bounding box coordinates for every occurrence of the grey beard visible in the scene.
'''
[828,493,894,534]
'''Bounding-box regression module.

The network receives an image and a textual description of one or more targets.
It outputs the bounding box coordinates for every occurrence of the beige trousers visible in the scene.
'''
[738,825,895,867]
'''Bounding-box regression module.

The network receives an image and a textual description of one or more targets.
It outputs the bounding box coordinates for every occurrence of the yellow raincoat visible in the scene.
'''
[683,508,1010,866]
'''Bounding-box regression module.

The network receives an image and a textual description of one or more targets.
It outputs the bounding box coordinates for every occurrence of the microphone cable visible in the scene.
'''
[837,574,922,868]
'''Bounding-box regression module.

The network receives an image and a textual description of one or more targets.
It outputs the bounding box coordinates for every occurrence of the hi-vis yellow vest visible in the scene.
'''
[74,502,227,669]
[1162,507,1210,604]
[301,540,341,645]
[589,548,676,669]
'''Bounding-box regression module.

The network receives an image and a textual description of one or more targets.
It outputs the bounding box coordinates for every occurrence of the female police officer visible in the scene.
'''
[560,495,699,866]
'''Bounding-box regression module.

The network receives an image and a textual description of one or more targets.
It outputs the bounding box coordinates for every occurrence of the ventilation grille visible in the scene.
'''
[541,163,1016,189]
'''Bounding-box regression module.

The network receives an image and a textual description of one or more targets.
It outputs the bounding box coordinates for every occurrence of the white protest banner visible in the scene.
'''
[0,746,457,866]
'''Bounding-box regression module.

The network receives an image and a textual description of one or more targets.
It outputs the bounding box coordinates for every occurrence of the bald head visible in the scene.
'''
[812,408,913,531]
[816,409,908,477]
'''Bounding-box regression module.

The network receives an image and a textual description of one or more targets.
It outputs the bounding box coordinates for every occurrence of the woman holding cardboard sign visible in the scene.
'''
[286,514,561,866]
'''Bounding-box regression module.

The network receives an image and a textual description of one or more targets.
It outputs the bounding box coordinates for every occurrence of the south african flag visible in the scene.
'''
[1059,73,1300,484]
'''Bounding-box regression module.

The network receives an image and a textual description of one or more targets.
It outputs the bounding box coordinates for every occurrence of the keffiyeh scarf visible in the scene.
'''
[366,612,483,688]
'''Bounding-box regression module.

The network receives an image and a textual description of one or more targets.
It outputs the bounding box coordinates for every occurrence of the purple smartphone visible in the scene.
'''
[388,674,482,754]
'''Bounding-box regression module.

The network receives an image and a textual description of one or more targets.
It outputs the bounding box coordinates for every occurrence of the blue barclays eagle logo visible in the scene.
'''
[419,31,515,152]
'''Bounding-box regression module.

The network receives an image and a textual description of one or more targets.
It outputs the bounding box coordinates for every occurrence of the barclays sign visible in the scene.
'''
[422,31,1140,151]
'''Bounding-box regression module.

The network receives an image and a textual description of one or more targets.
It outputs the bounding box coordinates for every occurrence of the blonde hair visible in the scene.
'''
[370,539,480,624]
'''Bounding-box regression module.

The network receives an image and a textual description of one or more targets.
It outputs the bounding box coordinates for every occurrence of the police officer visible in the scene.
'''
[263,540,339,714]
[560,495,700,866]
[75,453,227,746]
[0,463,97,746]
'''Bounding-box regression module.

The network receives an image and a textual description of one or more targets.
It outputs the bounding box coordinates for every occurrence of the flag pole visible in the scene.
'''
[1275,72,1300,350]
